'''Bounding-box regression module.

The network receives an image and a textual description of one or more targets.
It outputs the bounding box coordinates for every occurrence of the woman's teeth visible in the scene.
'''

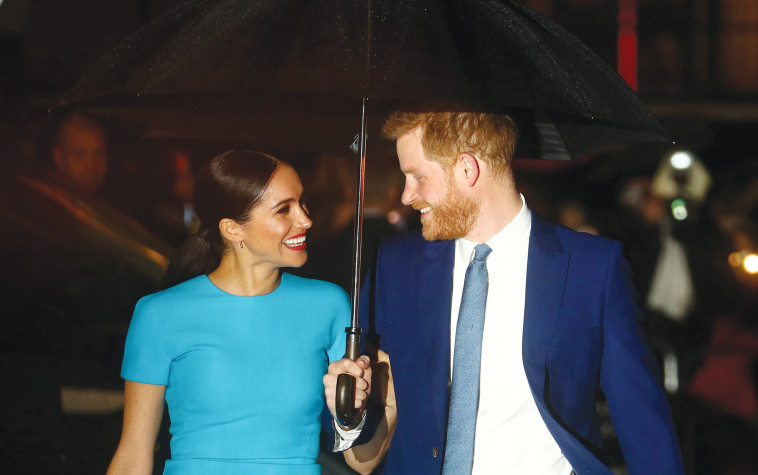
[284,235,306,247]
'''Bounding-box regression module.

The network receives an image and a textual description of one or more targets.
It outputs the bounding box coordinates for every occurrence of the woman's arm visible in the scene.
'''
[107,380,166,475]
[343,348,397,475]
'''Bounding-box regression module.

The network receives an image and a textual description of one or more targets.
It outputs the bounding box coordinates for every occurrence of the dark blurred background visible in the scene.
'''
[1,1,757,474]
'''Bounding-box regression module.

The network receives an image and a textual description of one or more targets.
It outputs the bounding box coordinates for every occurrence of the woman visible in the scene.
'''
[107,151,379,474]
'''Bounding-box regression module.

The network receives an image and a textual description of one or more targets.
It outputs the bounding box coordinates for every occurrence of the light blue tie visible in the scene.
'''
[443,243,492,474]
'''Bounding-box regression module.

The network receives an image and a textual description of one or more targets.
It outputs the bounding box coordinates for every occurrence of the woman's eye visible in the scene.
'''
[277,205,290,214]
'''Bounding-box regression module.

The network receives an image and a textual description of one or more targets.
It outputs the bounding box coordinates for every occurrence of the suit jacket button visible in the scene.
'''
[432,446,439,457]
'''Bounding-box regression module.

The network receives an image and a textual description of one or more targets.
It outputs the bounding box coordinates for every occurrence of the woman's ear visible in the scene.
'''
[218,218,243,244]
[457,153,480,187]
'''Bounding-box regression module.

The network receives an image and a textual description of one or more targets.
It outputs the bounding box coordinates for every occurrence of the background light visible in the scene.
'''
[670,151,693,170]
[744,254,758,274]
[671,198,688,220]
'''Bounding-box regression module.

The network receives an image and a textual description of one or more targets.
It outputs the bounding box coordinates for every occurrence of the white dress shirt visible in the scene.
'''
[451,195,573,474]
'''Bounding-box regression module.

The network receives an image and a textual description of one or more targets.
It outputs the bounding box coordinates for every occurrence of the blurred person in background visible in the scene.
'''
[41,111,190,237]
[1,109,174,472]
[145,150,202,246]
[556,197,599,235]
[49,112,109,192]
[292,153,404,292]
[683,160,758,475]
[598,154,757,474]
[600,157,717,387]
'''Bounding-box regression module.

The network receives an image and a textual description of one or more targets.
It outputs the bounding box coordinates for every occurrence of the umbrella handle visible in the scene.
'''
[335,327,362,429]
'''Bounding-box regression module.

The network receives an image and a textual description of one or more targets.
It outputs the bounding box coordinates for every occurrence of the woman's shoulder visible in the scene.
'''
[282,273,349,301]
[282,272,346,293]
[136,275,211,310]
[282,274,351,329]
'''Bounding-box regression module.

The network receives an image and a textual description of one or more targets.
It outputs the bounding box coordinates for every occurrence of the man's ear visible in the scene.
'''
[219,218,243,244]
[457,153,480,187]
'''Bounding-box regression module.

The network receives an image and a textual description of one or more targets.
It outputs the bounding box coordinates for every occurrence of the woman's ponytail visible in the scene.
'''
[160,224,224,289]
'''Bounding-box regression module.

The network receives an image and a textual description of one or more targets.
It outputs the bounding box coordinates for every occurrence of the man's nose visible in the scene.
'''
[401,180,416,206]
[86,151,106,166]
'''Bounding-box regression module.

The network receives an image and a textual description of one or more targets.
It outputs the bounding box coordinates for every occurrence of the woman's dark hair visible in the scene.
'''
[161,150,281,288]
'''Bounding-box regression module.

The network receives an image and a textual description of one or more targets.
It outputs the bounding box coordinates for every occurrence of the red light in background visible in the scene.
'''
[175,153,190,174]
[617,0,638,91]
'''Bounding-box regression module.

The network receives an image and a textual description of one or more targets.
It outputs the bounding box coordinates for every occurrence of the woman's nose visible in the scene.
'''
[298,208,313,229]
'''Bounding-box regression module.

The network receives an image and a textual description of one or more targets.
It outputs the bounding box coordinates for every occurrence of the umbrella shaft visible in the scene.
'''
[350,98,368,329]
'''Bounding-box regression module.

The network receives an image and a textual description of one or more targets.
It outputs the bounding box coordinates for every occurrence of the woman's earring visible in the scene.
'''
[238,241,243,249]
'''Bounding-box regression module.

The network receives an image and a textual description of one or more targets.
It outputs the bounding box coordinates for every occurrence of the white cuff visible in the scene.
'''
[331,413,367,452]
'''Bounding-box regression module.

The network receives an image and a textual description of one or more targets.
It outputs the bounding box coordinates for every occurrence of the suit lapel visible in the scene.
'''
[523,214,569,370]
[415,239,455,437]
[521,215,613,474]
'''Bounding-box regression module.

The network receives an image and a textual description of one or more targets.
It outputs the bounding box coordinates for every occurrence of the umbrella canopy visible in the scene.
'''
[57,0,670,160]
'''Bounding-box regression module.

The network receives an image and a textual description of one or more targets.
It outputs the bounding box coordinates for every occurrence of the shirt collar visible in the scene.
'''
[456,194,531,261]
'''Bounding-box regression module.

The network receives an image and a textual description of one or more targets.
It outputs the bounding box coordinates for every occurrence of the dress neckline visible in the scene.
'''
[202,272,288,298]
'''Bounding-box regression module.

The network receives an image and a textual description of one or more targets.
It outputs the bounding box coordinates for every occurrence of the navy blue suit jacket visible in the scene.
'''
[357,213,684,474]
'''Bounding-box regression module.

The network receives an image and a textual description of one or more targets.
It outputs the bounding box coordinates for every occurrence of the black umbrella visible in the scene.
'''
[58,0,669,159]
[56,0,670,427]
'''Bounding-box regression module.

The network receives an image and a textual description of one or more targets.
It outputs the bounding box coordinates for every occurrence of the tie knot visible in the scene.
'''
[473,243,492,262]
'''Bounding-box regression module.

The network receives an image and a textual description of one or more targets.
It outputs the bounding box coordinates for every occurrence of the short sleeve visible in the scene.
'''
[326,287,352,364]
[121,296,174,385]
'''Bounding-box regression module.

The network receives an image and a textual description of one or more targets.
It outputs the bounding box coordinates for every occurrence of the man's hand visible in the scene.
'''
[324,355,372,423]
[342,347,397,474]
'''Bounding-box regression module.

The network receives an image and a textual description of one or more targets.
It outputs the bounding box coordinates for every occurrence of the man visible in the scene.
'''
[328,109,685,474]
[51,112,109,192]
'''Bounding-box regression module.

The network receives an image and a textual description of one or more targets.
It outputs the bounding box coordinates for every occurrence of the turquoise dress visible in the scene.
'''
[121,273,350,474]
